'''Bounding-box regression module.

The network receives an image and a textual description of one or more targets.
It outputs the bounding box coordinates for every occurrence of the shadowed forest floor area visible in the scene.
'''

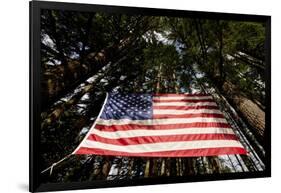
[40,9,266,183]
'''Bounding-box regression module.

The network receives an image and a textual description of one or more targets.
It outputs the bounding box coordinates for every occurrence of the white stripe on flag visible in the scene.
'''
[153,102,217,106]
[95,117,228,126]
[153,109,222,115]
[90,127,235,139]
[81,139,244,153]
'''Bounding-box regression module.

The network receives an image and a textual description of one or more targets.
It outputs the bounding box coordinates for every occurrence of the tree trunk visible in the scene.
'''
[194,19,208,66]
[42,55,129,127]
[222,81,265,140]
[42,35,138,111]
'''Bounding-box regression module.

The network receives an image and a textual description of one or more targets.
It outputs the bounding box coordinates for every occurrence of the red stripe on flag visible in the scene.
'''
[153,113,225,119]
[153,99,214,103]
[75,147,247,157]
[153,93,211,97]
[87,133,239,146]
[94,122,231,132]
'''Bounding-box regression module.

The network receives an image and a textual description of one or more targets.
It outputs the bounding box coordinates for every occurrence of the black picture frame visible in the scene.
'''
[29,0,271,192]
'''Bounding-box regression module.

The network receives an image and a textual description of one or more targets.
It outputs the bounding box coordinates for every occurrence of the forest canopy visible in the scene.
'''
[40,9,266,183]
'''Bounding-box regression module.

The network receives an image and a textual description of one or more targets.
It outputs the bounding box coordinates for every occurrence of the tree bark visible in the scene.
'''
[42,54,129,127]
[222,81,265,140]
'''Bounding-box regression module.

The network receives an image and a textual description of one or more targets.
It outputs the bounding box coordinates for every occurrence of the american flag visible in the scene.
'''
[73,92,247,157]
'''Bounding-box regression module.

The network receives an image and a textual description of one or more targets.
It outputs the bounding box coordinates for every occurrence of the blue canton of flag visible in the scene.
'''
[100,93,153,120]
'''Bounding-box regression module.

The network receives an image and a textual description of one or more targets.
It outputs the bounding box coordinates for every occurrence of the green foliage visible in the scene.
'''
[166,18,265,104]
[226,22,265,59]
